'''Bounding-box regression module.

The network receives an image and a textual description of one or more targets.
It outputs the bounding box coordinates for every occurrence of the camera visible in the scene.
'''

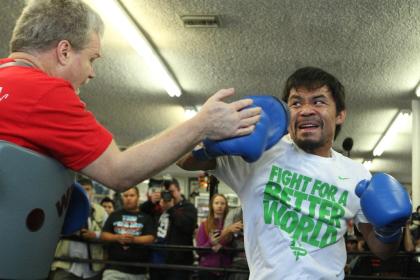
[161,190,173,202]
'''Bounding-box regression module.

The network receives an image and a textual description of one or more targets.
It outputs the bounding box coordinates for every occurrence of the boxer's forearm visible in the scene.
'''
[177,152,216,171]
[358,223,400,260]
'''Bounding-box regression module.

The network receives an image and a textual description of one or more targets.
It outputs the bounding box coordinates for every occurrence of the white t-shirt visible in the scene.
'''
[212,136,371,280]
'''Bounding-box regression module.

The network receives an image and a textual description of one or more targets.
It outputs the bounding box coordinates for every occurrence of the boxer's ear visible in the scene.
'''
[336,109,346,125]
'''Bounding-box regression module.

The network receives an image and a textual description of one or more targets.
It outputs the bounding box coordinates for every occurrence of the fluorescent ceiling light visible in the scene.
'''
[89,0,182,97]
[372,110,412,157]
[362,160,372,170]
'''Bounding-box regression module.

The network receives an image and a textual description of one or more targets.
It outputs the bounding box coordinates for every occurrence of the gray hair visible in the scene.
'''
[10,0,104,53]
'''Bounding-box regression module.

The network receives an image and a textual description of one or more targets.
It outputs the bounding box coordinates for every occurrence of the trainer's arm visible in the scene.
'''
[358,223,400,260]
[81,88,260,191]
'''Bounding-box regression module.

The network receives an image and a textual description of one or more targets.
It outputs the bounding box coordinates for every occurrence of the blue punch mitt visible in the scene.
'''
[193,95,289,162]
[356,173,412,243]
[61,182,90,235]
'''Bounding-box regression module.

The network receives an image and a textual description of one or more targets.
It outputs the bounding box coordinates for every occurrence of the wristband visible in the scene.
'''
[192,146,213,161]
[374,227,402,244]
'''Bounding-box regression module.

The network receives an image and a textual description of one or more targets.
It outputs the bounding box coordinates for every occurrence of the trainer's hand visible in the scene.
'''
[193,95,289,162]
[197,88,261,140]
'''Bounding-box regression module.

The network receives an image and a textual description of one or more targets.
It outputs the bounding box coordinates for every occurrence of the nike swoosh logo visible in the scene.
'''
[338,176,350,180]
[0,93,8,102]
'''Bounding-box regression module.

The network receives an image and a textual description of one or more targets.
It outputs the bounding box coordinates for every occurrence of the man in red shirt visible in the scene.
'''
[0,0,261,192]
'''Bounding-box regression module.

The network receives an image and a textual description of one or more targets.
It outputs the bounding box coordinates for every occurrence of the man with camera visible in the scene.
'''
[149,179,197,280]
[140,180,165,227]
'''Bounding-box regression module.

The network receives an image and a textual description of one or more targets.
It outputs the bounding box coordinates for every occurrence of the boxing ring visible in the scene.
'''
[53,236,420,280]
[0,141,89,279]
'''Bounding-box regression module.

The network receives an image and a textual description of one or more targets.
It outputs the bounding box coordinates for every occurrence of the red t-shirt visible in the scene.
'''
[0,58,113,171]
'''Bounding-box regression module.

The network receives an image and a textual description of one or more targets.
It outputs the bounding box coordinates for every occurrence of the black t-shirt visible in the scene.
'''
[102,209,155,274]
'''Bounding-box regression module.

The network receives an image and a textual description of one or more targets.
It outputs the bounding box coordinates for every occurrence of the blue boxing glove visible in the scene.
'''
[356,173,412,243]
[193,95,289,163]
[61,182,90,235]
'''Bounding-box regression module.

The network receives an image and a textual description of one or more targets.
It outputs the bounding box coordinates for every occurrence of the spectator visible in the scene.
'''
[345,219,356,239]
[150,179,197,280]
[344,235,360,275]
[140,180,164,227]
[411,206,420,241]
[101,187,154,280]
[224,207,247,280]
[100,197,115,215]
[404,219,416,253]
[196,194,233,280]
[50,178,108,280]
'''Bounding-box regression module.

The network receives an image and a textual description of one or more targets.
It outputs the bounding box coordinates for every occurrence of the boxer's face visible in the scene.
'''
[287,85,346,157]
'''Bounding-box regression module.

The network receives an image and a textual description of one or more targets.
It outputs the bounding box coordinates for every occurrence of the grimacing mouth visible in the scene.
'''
[295,119,323,130]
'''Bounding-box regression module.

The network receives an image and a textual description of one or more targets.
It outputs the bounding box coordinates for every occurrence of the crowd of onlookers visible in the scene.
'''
[49,176,420,280]
[344,206,420,277]
[48,177,247,280]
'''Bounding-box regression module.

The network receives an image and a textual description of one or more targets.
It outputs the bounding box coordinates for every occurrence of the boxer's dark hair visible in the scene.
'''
[282,66,346,139]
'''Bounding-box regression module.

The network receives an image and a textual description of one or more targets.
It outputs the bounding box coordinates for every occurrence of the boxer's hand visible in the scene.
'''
[193,95,289,162]
[356,173,412,243]
[197,88,261,140]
